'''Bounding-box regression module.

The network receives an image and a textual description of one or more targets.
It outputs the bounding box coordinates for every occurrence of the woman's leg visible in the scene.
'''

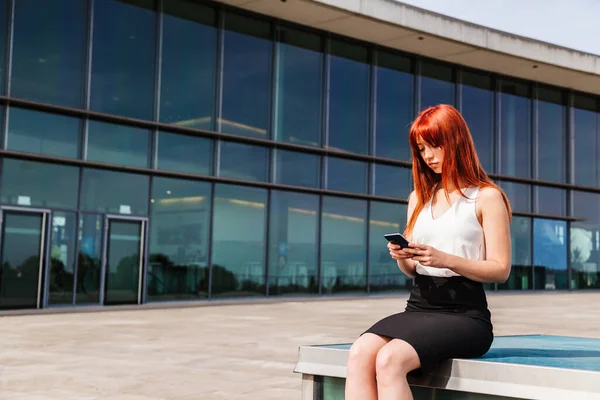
[345,333,390,400]
[375,339,421,400]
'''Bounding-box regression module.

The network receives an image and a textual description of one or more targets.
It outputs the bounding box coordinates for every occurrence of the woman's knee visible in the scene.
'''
[375,340,420,381]
[347,334,387,371]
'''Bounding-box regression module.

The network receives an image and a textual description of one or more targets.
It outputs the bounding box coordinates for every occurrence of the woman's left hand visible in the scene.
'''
[405,243,450,268]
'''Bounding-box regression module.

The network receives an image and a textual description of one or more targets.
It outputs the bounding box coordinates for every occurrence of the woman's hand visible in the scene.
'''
[404,243,450,268]
[387,242,413,260]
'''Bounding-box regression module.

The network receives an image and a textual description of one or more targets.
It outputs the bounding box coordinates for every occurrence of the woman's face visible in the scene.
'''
[416,137,444,174]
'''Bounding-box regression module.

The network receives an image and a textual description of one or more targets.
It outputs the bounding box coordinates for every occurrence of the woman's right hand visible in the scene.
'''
[388,242,413,260]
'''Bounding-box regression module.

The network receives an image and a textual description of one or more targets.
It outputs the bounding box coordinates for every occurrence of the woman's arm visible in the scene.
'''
[389,191,418,279]
[408,187,511,283]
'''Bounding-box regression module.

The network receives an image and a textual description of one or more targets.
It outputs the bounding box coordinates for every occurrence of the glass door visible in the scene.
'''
[0,207,49,310]
[102,216,147,305]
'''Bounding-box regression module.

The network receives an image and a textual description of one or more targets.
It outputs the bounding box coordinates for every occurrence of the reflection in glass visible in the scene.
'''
[221,13,271,137]
[0,0,7,94]
[269,191,319,295]
[161,0,217,129]
[87,120,150,168]
[273,150,319,188]
[91,0,156,120]
[329,40,370,154]
[573,96,599,187]
[537,87,566,182]
[535,186,566,216]
[496,181,530,213]
[420,61,454,110]
[76,214,102,304]
[0,211,44,309]
[462,71,494,172]
[48,211,77,305]
[533,218,567,290]
[571,191,600,289]
[211,184,267,297]
[218,141,269,182]
[12,0,86,107]
[498,216,532,290]
[275,28,322,146]
[104,219,143,305]
[373,165,412,198]
[157,132,212,175]
[321,197,367,294]
[81,169,149,215]
[148,177,211,301]
[375,51,413,160]
[7,108,80,158]
[369,201,409,292]
[326,157,367,194]
[499,80,531,178]
[1,159,79,209]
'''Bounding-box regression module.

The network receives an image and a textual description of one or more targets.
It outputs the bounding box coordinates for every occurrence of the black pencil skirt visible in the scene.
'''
[363,273,494,370]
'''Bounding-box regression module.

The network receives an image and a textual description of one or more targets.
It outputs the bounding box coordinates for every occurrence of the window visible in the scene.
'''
[321,197,367,294]
[91,0,156,120]
[268,191,319,295]
[496,181,531,213]
[420,61,454,110]
[373,164,412,199]
[86,121,150,168]
[534,218,568,290]
[160,1,217,130]
[572,95,599,187]
[218,141,269,182]
[374,51,413,160]
[499,80,531,178]
[328,40,370,154]
[156,132,212,175]
[7,108,80,158]
[221,13,272,138]
[571,191,600,289]
[273,150,320,188]
[1,159,79,209]
[81,169,149,215]
[462,71,494,172]
[11,0,86,107]
[148,177,211,301]
[326,157,367,194]
[0,0,7,94]
[211,184,267,297]
[76,214,103,304]
[369,201,409,292]
[48,212,77,305]
[498,216,532,290]
[275,27,322,147]
[534,186,566,217]
[536,87,566,183]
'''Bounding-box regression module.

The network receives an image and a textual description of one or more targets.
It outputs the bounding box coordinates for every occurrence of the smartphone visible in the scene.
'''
[384,233,410,248]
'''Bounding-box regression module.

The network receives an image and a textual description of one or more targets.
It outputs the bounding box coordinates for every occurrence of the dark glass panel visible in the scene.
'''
[7,108,80,158]
[275,27,322,147]
[148,177,211,301]
[218,141,269,182]
[420,61,454,110]
[572,95,599,187]
[496,181,530,213]
[499,80,531,178]
[156,131,212,175]
[571,191,600,289]
[0,0,7,94]
[268,191,319,295]
[321,197,367,294]
[211,184,267,297]
[273,150,320,188]
[499,216,532,290]
[48,211,77,305]
[1,159,79,209]
[328,40,370,154]
[373,165,412,198]
[375,51,413,160]
[221,13,271,138]
[326,157,367,194]
[534,186,566,216]
[91,0,156,120]
[462,70,494,172]
[86,120,150,168]
[12,0,86,107]
[369,201,410,292]
[160,0,217,130]
[536,87,566,183]
[533,218,568,290]
[81,169,149,215]
[76,214,102,304]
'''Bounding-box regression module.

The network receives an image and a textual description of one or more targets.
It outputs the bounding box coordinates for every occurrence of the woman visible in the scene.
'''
[345,104,512,400]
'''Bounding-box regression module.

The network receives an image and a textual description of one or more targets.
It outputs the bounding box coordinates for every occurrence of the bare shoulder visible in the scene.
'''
[477,186,509,215]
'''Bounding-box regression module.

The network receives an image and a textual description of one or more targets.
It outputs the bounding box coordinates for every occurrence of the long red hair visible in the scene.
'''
[404,104,511,235]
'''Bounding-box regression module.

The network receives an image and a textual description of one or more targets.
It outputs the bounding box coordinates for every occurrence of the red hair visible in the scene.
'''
[404,104,511,235]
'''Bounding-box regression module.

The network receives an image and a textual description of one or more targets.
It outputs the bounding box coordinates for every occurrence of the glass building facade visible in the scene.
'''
[0,0,598,311]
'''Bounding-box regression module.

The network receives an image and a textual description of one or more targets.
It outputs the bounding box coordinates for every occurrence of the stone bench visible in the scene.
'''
[294,335,600,399]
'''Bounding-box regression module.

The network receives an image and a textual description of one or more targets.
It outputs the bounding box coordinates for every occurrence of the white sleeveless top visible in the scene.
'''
[411,186,485,277]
